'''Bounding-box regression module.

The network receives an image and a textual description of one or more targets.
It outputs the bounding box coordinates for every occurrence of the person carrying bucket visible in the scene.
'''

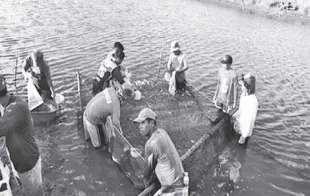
[165,41,189,96]
[232,73,259,146]
[133,108,189,196]
[0,75,43,196]
[213,55,238,117]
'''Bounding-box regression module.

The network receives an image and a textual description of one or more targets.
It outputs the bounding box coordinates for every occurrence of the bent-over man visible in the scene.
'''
[133,108,189,196]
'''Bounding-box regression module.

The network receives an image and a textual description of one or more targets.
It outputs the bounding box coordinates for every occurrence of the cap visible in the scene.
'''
[114,42,124,51]
[220,55,233,65]
[170,41,181,52]
[241,73,256,93]
[0,75,7,91]
[133,108,157,123]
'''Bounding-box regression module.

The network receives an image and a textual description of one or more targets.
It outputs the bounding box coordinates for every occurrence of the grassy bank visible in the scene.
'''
[204,0,310,24]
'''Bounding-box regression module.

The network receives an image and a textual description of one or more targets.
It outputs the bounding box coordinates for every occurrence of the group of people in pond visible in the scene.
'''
[0,40,258,196]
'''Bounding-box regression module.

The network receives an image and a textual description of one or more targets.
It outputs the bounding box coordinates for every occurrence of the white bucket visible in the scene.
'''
[55,94,65,105]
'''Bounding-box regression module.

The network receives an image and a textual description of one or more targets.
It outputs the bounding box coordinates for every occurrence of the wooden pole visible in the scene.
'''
[14,52,19,95]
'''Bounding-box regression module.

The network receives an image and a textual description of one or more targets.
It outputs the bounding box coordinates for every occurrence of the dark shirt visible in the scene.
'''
[92,66,125,95]
[0,95,40,173]
[23,55,51,92]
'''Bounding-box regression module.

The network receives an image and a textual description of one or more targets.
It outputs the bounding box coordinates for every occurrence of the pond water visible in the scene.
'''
[0,0,309,195]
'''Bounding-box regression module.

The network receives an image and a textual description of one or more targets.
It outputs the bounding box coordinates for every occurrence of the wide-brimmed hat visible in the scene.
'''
[0,75,7,92]
[220,55,233,65]
[133,108,157,123]
[170,41,181,52]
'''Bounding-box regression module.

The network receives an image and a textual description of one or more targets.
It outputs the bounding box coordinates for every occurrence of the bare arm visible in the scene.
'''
[181,55,189,72]
[233,74,238,108]
[213,70,220,102]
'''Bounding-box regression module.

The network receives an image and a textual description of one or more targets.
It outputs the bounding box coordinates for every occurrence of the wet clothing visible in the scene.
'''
[0,95,40,173]
[145,129,184,188]
[234,93,258,138]
[83,113,112,148]
[22,55,53,100]
[213,67,238,113]
[92,57,125,95]
[84,87,120,131]
[167,53,188,92]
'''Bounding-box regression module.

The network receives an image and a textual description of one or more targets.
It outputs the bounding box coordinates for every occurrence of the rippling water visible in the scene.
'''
[1,0,310,195]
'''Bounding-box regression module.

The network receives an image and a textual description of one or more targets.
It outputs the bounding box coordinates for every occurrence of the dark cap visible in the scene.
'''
[220,55,233,65]
[114,42,124,51]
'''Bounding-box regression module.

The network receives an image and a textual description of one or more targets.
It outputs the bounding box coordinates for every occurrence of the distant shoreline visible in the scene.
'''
[199,0,310,25]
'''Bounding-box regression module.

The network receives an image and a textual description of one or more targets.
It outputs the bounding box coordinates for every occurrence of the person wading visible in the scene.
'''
[0,75,43,196]
[83,86,121,151]
[22,50,55,102]
[213,55,238,123]
[165,41,189,96]
[92,42,129,95]
[133,108,189,196]
[232,73,259,146]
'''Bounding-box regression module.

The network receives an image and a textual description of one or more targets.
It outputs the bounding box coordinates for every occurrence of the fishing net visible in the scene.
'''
[77,72,146,189]
[77,72,233,193]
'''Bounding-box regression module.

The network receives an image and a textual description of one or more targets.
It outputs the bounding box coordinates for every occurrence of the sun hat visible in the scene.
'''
[170,41,181,52]
[133,108,157,123]
[220,55,233,65]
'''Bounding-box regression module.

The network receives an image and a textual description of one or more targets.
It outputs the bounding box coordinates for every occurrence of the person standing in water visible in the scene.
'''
[213,55,238,115]
[22,50,55,101]
[166,41,189,95]
[92,42,127,95]
[232,73,258,146]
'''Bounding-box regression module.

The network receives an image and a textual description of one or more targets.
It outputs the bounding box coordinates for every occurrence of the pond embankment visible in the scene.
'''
[201,0,310,24]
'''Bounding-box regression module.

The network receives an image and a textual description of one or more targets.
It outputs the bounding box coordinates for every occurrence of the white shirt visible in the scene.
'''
[237,93,258,138]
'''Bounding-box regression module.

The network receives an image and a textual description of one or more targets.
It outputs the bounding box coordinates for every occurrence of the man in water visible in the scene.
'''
[83,86,121,150]
[0,75,43,196]
[212,55,238,124]
[133,108,188,196]
[166,41,189,95]
[213,55,238,114]
[92,42,128,95]
[22,49,55,101]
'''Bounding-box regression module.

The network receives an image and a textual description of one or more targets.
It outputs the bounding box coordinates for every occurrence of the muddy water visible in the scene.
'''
[0,0,310,195]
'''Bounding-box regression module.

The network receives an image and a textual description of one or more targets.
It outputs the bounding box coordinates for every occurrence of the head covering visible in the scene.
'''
[170,41,181,52]
[114,42,124,52]
[34,49,44,59]
[133,108,157,123]
[241,73,256,94]
[0,75,7,91]
[220,55,233,65]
